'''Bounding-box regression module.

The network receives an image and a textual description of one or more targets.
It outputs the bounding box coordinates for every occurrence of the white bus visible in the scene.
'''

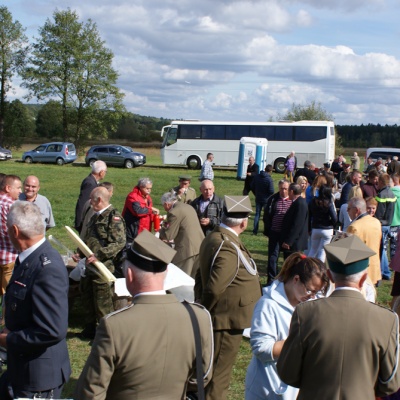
[160,120,335,173]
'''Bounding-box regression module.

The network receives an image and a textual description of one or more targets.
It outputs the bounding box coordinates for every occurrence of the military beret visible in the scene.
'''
[126,230,176,273]
[324,235,376,275]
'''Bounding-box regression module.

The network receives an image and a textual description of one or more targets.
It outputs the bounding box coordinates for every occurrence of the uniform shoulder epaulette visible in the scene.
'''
[105,303,134,319]
[182,299,208,312]
[40,253,52,267]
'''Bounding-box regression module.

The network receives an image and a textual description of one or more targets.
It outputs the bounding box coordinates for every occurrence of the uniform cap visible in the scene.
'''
[324,162,331,168]
[324,235,376,275]
[179,175,192,180]
[126,230,176,272]
[223,195,252,218]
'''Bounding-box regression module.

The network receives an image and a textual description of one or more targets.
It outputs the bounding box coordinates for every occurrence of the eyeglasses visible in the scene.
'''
[301,281,320,296]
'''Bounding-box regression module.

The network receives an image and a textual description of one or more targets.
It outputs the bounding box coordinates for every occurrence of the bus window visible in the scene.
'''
[166,127,178,146]
[180,125,201,139]
[295,126,326,141]
[275,126,294,141]
[202,125,225,139]
[251,125,275,140]
[226,125,250,140]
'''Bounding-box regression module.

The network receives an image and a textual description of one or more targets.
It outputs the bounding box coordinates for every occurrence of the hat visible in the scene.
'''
[179,175,192,180]
[324,162,331,168]
[223,195,252,218]
[375,161,382,167]
[343,163,350,169]
[126,230,176,273]
[324,235,376,275]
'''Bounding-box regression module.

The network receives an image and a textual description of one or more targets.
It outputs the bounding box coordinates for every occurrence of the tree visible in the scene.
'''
[276,100,343,154]
[3,99,35,147]
[36,100,63,138]
[22,8,125,149]
[277,100,333,121]
[0,6,29,146]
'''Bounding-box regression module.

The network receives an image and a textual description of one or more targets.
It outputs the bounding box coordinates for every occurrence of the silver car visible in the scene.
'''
[85,145,146,168]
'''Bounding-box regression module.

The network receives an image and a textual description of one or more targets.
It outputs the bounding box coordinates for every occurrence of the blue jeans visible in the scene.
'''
[381,226,392,280]
[253,202,267,234]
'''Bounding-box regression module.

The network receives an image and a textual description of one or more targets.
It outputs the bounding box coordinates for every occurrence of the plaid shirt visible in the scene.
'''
[200,160,214,181]
[0,193,18,264]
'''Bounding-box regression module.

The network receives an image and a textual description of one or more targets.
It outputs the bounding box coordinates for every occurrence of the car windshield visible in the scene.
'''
[35,146,46,152]
[121,146,132,153]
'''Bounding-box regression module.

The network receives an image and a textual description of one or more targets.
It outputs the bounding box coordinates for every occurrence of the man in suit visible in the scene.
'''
[243,156,259,195]
[280,183,309,259]
[346,197,382,285]
[294,160,317,185]
[159,191,204,278]
[195,196,262,400]
[277,235,400,399]
[74,160,107,232]
[75,230,213,400]
[0,201,71,399]
[171,175,197,204]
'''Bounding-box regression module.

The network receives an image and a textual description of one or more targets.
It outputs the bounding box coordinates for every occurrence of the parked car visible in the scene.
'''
[22,142,77,165]
[0,146,12,161]
[85,145,146,168]
[364,147,400,169]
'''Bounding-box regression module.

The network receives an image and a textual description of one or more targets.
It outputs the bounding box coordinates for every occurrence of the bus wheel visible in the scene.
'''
[274,158,286,174]
[187,156,201,169]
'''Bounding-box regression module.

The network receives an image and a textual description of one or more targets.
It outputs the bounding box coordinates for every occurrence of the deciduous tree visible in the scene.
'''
[22,8,125,149]
[0,6,29,146]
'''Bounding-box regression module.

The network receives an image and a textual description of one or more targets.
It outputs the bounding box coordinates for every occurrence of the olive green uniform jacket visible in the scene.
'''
[277,290,400,399]
[75,294,214,400]
[159,201,204,275]
[172,185,197,204]
[195,225,262,330]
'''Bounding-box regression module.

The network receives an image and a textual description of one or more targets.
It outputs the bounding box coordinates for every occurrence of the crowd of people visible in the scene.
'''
[0,152,400,399]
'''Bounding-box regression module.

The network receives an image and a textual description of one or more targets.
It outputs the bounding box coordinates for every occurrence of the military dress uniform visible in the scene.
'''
[173,185,197,204]
[80,205,126,336]
[277,236,400,399]
[75,230,214,400]
[195,196,262,400]
[1,239,71,398]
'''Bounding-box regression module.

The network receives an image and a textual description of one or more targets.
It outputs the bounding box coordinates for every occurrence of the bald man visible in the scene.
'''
[19,175,55,230]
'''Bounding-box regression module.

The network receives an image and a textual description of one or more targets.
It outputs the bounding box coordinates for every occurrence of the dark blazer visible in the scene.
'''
[75,174,98,231]
[5,240,71,392]
[280,196,309,251]
[294,167,316,186]
[277,290,400,399]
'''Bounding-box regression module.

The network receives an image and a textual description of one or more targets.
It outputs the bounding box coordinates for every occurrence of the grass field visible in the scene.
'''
[0,147,393,399]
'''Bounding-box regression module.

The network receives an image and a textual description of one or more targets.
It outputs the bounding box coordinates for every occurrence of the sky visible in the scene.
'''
[6,0,400,125]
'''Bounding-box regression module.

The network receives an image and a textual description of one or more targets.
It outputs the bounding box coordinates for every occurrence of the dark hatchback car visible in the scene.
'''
[22,142,77,165]
[85,145,146,168]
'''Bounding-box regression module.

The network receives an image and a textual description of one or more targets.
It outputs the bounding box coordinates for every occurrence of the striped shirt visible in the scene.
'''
[0,193,18,265]
[271,197,292,232]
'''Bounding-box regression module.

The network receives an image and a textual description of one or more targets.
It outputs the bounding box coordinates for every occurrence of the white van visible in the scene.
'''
[365,147,400,168]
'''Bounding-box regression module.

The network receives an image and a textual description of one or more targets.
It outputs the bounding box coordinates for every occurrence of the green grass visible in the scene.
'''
[0,147,393,399]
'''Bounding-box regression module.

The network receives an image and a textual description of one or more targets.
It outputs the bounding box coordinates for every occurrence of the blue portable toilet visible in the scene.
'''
[237,137,268,180]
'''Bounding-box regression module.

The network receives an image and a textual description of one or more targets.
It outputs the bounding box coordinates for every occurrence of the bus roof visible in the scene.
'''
[169,120,335,126]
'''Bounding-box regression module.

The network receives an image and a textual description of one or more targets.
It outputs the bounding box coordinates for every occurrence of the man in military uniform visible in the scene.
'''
[160,191,204,278]
[76,186,126,339]
[278,236,400,399]
[195,196,262,400]
[171,175,197,204]
[0,201,70,399]
[75,230,214,399]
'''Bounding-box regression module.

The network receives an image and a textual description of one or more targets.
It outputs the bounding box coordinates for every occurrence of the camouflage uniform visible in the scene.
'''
[80,206,126,329]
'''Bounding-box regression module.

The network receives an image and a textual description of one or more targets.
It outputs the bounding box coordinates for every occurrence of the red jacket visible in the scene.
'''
[122,186,153,242]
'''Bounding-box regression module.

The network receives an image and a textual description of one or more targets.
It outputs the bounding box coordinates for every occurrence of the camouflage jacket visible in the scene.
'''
[83,205,126,272]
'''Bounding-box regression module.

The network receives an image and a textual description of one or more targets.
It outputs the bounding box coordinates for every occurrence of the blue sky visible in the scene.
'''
[5,0,400,125]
